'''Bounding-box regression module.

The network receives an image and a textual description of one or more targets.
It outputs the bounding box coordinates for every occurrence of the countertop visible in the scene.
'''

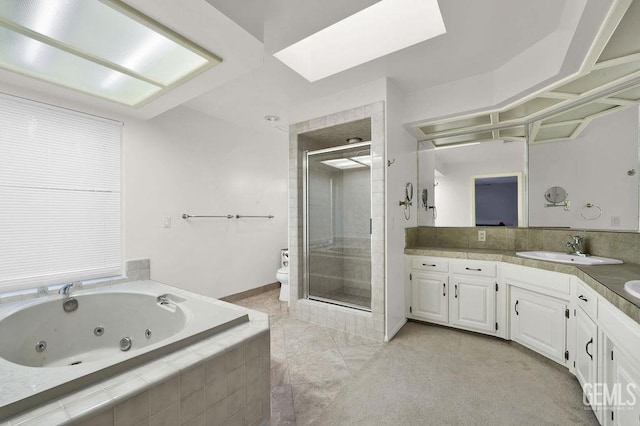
[405,247,640,324]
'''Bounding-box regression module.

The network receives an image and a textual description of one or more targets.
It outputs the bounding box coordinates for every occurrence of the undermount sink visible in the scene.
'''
[515,251,623,266]
[624,281,640,298]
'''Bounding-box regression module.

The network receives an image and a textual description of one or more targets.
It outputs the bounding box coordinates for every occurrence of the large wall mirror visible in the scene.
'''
[416,105,640,230]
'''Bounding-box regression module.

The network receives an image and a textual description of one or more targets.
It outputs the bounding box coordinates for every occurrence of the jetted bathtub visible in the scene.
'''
[0,280,249,420]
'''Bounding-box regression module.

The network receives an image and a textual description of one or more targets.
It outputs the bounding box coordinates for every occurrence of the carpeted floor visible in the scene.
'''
[314,321,600,426]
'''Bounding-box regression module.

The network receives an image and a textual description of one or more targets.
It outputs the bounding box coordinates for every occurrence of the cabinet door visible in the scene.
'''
[410,272,448,324]
[575,308,598,412]
[612,349,640,425]
[510,287,567,365]
[449,276,495,334]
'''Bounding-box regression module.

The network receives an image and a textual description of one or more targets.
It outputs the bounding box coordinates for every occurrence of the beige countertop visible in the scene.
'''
[405,247,640,324]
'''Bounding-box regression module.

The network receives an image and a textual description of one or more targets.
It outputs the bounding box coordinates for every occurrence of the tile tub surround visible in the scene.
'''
[289,102,386,342]
[1,292,270,425]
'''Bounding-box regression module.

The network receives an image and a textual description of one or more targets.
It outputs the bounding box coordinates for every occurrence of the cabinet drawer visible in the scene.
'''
[451,260,496,278]
[575,279,597,320]
[410,256,448,273]
[503,263,571,298]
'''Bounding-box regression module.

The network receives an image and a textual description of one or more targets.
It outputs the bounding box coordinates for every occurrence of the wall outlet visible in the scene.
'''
[478,230,486,242]
[611,216,621,227]
[162,216,171,228]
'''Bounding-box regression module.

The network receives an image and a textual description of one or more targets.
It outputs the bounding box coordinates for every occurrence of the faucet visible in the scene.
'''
[58,283,74,296]
[566,235,588,257]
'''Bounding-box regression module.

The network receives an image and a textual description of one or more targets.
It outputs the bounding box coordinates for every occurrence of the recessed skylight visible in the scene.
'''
[321,155,371,170]
[273,0,446,82]
[0,0,221,106]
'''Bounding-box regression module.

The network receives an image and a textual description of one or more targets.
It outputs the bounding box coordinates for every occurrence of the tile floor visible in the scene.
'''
[232,289,382,425]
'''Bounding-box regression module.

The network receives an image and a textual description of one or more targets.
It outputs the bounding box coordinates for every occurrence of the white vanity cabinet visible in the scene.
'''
[503,264,572,366]
[406,256,499,336]
[574,280,599,417]
[510,286,568,364]
[598,293,640,425]
[410,271,449,323]
[449,260,497,334]
[406,256,449,324]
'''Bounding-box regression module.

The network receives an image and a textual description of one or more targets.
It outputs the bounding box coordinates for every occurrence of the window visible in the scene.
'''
[0,93,122,291]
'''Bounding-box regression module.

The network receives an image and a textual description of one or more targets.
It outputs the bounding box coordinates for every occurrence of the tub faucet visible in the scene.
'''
[566,235,587,257]
[59,283,74,296]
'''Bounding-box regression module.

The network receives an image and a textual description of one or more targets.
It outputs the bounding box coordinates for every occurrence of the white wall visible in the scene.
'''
[124,106,289,298]
[385,80,416,341]
[529,106,639,230]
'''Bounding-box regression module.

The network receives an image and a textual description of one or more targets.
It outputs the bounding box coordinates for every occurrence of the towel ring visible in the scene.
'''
[580,203,602,220]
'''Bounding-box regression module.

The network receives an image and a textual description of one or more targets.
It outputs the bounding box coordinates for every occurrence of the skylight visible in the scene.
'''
[0,0,221,106]
[273,0,446,82]
[321,155,372,170]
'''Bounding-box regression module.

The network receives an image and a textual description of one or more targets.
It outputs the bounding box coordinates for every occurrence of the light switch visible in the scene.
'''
[162,216,171,228]
[611,216,621,227]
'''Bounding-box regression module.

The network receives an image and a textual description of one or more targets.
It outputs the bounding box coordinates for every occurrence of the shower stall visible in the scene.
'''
[304,142,372,311]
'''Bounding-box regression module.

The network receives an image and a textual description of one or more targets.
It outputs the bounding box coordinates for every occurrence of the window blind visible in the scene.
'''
[0,93,122,291]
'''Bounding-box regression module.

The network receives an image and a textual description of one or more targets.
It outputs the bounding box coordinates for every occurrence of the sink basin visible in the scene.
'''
[624,281,640,298]
[515,251,623,265]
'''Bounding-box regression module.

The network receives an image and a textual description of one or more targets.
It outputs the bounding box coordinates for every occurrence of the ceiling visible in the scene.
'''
[0,0,627,130]
[413,0,640,147]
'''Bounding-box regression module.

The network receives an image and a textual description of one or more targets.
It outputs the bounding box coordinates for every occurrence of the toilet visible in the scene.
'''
[277,249,289,302]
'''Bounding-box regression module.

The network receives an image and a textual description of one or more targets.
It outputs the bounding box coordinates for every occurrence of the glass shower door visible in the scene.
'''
[305,143,371,310]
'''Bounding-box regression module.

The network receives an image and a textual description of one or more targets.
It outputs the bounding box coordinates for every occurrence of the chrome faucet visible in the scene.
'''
[566,235,588,257]
[58,283,79,312]
[58,283,74,296]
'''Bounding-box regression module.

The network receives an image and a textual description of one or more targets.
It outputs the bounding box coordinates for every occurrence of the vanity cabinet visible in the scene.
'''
[407,256,498,336]
[574,280,599,417]
[575,307,598,411]
[449,260,497,334]
[410,271,449,323]
[608,346,640,425]
[503,263,572,366]
[510,286,568,364]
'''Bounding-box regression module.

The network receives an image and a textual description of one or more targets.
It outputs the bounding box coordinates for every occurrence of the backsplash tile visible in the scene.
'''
[406,226,640,264]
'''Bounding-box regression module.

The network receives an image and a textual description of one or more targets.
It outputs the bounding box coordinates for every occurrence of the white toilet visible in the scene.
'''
[276,249,289,302]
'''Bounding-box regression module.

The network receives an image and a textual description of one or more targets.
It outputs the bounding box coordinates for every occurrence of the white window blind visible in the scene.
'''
[0,94,122,291]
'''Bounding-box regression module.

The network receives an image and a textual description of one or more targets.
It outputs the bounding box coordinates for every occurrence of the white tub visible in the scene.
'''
[0,280,249,420]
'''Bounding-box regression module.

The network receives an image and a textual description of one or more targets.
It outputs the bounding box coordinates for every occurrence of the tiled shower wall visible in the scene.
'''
[289,101,386,342]
[406,226,640,264]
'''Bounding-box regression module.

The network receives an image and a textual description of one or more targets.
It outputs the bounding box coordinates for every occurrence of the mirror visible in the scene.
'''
[529,106,639,231]
[416,105,640,230]
[405,182,413,202]
[544,186,567,204]
[417,140,526,227]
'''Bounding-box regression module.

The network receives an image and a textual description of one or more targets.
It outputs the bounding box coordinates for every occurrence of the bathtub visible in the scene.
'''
[0,280,250,421]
